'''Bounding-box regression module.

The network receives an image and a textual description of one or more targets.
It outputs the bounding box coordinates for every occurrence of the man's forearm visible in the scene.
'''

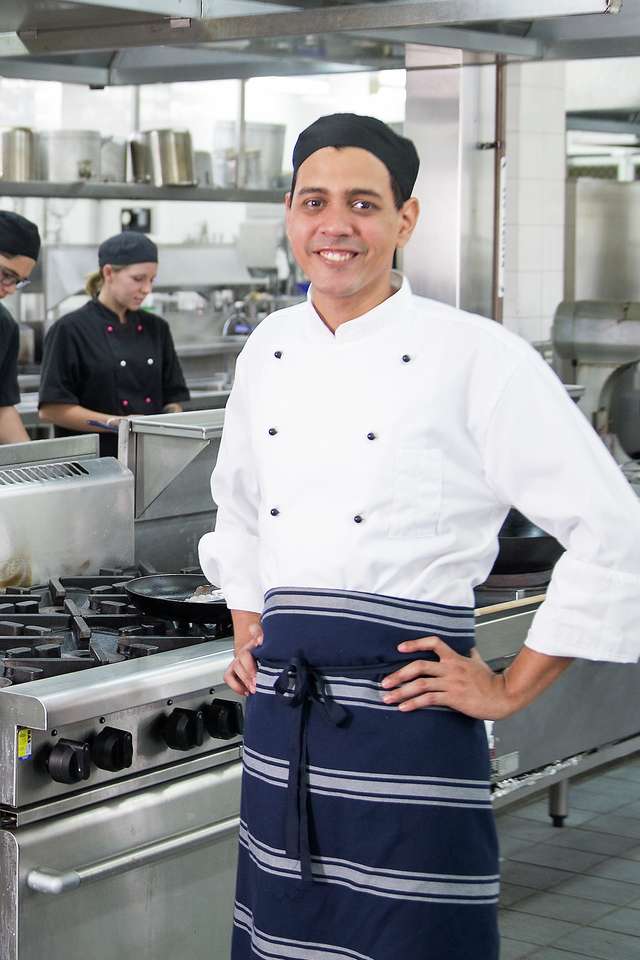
[231,609,262,654]
[0,405,29,443]
[500,646,573,715]
[39,403,118,432]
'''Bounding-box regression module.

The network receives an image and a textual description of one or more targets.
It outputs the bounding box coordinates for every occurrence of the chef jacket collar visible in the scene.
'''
[305,271,410,344]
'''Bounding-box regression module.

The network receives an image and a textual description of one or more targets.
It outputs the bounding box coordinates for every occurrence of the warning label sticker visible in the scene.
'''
[17,728,32,761]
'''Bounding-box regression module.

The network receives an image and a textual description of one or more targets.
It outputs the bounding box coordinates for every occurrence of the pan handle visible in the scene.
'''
[27,814,240,895]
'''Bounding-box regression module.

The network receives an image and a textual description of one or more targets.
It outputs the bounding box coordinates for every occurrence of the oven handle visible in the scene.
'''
[26,814,241,895]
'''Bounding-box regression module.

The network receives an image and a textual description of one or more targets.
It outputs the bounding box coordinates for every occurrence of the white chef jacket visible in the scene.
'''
[199,274,640,663]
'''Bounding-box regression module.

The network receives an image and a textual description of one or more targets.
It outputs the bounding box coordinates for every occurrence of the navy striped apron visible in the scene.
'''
[232,588,499,960]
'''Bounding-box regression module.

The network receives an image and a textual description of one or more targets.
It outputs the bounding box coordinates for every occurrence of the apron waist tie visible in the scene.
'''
[273,655,350,883]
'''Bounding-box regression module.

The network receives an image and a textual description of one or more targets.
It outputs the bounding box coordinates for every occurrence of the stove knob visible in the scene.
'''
[204,699,244,740]
[46,738,91,784]
[91,727,133,772]
[162,708,205,751]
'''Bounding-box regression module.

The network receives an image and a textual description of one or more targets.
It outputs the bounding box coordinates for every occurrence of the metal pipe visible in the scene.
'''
[237,79,246,189]
[548,779,570,827]
[492,55,506,324]
[27,814,240,895]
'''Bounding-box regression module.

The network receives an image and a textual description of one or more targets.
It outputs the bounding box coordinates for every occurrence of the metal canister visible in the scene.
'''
[36,130,102,182]
[100,136,127,182]
[130,129,196,186]
[0,127,36,181]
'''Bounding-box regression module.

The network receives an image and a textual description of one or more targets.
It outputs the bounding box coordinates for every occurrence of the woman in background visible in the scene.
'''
[39,232,189,456]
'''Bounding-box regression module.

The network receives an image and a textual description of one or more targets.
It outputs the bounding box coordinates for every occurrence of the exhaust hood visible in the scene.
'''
[0,0,631,86]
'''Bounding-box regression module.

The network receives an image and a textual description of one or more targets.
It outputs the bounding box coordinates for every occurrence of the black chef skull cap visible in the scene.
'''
[291,113,419,204]
[0,210,41,261]
[98,232,158,268]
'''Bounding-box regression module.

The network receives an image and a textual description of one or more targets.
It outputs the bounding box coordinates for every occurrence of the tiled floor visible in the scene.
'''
[498,752,640,958]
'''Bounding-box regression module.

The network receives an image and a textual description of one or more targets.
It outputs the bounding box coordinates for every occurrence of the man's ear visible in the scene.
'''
[396,197,420,250]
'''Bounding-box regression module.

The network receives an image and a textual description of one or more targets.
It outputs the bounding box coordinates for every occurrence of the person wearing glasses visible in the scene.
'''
[0,211,40,444]
[39,232,189,456]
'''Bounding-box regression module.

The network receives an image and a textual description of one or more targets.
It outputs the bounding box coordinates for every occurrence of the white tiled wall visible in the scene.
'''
[503,62,566,344]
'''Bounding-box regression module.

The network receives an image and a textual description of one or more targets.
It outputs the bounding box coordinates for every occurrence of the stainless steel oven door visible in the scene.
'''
[1,755,241,960]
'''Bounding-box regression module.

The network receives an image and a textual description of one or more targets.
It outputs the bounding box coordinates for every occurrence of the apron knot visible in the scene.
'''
[271,654,349,884]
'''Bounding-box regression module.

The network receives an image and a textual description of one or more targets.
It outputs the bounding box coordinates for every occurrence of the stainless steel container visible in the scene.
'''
[36,130,102,182]
[0,127,36,181]
[100,135,127,182]
[130,129,195,186]
[194,149,213,187]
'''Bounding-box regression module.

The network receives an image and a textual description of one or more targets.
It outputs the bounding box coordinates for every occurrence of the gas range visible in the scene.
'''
[0,567,239,823]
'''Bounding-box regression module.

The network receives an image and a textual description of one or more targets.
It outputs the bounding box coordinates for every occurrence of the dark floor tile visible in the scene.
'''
[500,937,540,959]
[568,791,631,814]
[510,844,606,874]
[513,802,596,828]
[501,883,539,907]
[574,781,640,805]
[511,891,615,925]
[581,815,640,841]
[554,925,640,960]
[601,765,640,785]
[501,861,576,892]
[501,834,540,858]
[591,907,640,937]
[617,802,640,821]
[552,875,640,906]
[500,911,579,947]
[543,828,634,858]
[498,815,565,844]
[588,858,640,885]
[621,846,640,863]
[529,950,609,959]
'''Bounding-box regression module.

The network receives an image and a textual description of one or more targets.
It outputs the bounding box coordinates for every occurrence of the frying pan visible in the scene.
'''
[491,509,564,576]
[124,574,232,627]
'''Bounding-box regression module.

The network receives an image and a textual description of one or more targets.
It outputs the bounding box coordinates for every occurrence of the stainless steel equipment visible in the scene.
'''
[36,130,102,182]
[0,570,240,960]
[0,127,35,182]
[100,135,127,182]
[0,435,134,587]
[119,410,225,572]
[553,300,640,459]
[213,121,285,189]
[130,129,196,187]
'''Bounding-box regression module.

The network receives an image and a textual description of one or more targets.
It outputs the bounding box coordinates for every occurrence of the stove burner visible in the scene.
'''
[0,566,232,684]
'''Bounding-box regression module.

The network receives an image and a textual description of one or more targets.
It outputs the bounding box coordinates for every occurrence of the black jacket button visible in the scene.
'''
[401,354,411,363]
[366,432,376,441]
[274,350,283,359]
[270,508,280,517]
[353,515,363,524]
[268,427,278,436]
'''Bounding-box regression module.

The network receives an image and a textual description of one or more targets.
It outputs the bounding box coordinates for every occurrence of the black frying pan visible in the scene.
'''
[124,574,232,627]
[491,509,564,576]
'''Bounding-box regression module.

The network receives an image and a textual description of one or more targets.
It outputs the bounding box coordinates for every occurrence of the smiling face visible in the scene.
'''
[285,146,418,324]
[102,262,157,313]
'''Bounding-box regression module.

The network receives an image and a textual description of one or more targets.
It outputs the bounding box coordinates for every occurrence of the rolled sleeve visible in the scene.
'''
[198,351,263,612]
[484,347,640,663]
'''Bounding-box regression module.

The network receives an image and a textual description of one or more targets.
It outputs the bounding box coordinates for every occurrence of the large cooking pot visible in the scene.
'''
[100,135,127,182]
[491,508,564,576]
[37,130,101,181]
[0,127,36,181]
[130,129,196,186]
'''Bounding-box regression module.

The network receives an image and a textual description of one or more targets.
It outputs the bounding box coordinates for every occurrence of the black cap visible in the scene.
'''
[292,113,420,202]
[98,233,158,268]
[0,211,41,261]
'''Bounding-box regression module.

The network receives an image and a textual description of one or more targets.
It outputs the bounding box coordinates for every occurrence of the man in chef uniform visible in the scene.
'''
[0,211,40,444]
[199,115,640,960]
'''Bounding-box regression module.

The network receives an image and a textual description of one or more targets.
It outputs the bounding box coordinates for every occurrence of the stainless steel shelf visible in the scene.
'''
[0,181,284,203]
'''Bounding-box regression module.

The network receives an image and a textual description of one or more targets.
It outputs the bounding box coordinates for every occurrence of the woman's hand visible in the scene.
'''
[224,621,264,696]
[381,636,510,720]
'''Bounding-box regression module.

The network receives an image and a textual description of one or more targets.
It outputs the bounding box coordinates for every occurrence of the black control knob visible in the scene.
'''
[91,727,133,772]
[162,708,205,751]
[46,738,91,784]
[205,699,244,740]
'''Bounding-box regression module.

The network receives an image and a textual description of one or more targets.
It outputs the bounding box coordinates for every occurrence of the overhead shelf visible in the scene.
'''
[0,180,285,203]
